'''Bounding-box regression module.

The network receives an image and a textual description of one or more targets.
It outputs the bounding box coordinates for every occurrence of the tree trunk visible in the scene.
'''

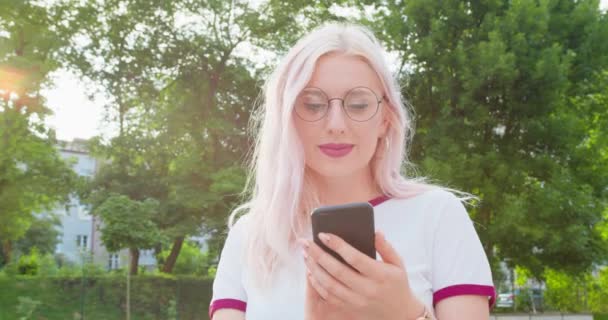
[1,240,12,264]
[129,248,139,275]
[161,236,185,273]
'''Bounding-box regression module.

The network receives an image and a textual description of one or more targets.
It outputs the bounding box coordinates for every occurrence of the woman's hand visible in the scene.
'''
[304,267,360,320]
[299,231,427,320]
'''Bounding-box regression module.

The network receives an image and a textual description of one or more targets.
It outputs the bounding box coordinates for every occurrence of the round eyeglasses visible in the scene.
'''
[294,86,384,122]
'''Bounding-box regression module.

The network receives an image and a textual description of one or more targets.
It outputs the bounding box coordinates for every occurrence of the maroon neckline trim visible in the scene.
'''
[368,195,391,207]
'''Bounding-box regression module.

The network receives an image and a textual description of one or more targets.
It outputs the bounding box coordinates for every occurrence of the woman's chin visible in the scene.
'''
[308,164,359,179]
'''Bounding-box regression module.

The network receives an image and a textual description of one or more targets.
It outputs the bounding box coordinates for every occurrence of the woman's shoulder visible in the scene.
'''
[222,213,253,246]
[389,187,465,210]
[230,213,252,229]
[379,187,472,228]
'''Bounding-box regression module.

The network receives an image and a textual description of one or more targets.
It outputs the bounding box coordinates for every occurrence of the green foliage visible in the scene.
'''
[207,265,217,278]
[17,247,41,276]
[545,268,587,312]
[6,249,61,276]
[0,0,78,265]
[2,259,19,277]
[514,266,531,287]
[37,253,59,276]
[0,104,77,263]
[589,268,608,313]
[54,261,105,278]
[513,287,533,313]
[166,298,177,320]
[545,267,608,313]
[14,215,62,256]
[158,241,212,276]
[61,0,297,273]
[16,296,42,320]
[2,0,606,303]
[95,195,161,253]
[0,275,213,319]
[361,0,608,278]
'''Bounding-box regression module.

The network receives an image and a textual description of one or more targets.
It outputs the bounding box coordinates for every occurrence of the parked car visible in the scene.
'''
[496,292,515,308]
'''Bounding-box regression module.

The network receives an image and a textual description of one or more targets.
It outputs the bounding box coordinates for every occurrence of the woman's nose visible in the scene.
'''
[325,100,347,134]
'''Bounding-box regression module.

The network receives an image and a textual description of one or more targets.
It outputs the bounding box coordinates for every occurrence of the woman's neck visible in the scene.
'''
[308,166,382,206]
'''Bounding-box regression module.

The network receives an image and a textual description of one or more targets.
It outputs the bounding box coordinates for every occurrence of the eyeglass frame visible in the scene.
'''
[293,86,386,122]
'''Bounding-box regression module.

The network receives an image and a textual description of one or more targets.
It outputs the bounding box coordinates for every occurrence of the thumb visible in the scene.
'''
[375,231,404,268]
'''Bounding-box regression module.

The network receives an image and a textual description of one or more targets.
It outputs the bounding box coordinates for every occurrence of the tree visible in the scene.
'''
[13,215,62,256]
[0,0,78,265]
[58,0,334,273]
[95,194,162,275]
[361,0,608,278]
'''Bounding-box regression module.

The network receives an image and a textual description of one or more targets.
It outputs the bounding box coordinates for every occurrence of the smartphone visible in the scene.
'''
[311,202,376,271]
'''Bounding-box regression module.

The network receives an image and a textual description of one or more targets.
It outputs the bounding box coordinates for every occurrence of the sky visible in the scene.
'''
[42,0,608,142]
[42,71,114,141]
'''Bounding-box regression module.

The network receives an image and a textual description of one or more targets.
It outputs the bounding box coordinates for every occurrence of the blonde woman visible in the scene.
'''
[210,22,495,320]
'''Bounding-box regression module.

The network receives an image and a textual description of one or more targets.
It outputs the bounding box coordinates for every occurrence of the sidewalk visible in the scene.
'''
[491,314,593,320]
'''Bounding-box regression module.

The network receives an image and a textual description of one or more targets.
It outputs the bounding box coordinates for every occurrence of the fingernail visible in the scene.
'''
[319,233,330,244]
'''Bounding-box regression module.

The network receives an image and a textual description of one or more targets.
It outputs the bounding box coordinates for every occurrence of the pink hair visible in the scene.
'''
[228,22,471,290]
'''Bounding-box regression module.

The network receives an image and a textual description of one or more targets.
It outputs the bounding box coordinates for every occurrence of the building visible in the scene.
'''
[52,139,96,264]
[53,139,157,270]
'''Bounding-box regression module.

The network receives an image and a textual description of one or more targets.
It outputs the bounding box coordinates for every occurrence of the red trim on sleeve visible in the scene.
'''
[433,284,496,308]
[209,298,247,319]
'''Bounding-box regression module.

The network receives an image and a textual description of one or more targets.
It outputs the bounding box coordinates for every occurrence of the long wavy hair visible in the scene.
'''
[228,22,464,290]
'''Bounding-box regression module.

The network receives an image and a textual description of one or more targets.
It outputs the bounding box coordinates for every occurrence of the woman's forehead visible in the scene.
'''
[305,53,383,95]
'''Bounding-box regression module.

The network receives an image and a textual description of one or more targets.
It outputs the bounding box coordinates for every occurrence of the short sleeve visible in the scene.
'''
[431,191,496,308]
[209,215,250,319]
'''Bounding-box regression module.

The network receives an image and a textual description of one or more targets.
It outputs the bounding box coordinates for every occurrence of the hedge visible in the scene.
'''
[0,274,213,320]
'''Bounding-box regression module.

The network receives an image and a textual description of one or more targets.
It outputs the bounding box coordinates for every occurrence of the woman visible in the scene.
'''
[210,22,495,320]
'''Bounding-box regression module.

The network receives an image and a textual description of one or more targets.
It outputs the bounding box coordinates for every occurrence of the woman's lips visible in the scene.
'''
[318,143,354,158]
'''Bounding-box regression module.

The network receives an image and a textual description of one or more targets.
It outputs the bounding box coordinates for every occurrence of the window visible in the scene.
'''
[108,253,119,270]
[76,234,88,250]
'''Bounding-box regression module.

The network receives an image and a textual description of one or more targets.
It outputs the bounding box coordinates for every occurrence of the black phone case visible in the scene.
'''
[311,202,376,271]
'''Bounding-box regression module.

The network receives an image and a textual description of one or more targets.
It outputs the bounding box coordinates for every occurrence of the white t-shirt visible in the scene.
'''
[210,189,495,319]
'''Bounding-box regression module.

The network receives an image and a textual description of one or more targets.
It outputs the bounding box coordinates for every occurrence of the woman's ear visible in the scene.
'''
[379,103,390,137]
[381,117,389,137]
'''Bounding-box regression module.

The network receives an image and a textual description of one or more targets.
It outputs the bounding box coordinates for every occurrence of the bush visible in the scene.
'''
[544,267,608,313]
[16,296,42,320]
[0,274,214,319]
[9,248,62,277]
[159,241,213,276]
[2,260,19,277]
[17,248,41,276]
[38,253,59,276]
[589,268,608,313]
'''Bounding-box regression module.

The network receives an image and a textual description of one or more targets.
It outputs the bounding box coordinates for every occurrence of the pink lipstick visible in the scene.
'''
[318,143,354,158]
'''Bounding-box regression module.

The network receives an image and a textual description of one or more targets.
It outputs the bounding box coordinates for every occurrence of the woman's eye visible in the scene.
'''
[305,103,325,110]
[348,103,369,109]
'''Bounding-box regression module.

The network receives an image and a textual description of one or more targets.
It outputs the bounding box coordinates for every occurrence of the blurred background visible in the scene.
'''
[0,0,607,319]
